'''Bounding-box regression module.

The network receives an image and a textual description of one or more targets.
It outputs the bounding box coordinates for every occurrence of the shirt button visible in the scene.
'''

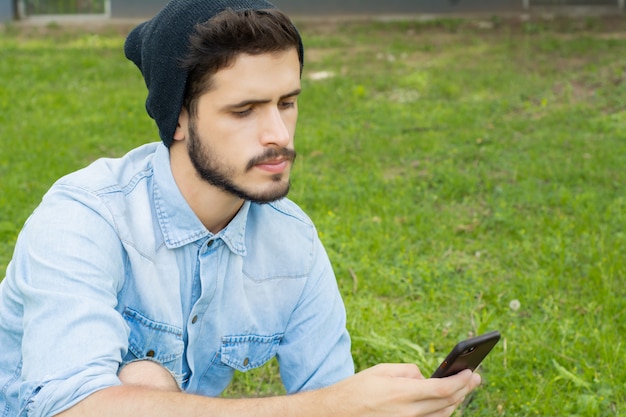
[146,350,155,357]
[191,315,198,324]
[243,357,250,367]
[207,240,213,247]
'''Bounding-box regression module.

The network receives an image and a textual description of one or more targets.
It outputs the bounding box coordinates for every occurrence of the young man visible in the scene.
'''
[0,1,481,416]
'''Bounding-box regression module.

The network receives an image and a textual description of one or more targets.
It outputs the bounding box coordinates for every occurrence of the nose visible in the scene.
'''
[260,106,292,147]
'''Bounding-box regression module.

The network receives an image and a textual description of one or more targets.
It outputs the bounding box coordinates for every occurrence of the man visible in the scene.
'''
[0,1,481,416]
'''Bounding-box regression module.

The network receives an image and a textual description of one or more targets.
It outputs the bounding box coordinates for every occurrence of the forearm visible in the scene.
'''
[55,364,481,417]
[55,385,332,417]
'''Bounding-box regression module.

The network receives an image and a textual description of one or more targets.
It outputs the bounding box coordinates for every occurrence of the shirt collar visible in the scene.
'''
[152,143,248,256]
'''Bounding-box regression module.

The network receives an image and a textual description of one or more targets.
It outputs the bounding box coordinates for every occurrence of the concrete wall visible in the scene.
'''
[17,0,625,20]
[273,0,525,16]
[109,0,527,19]
[110,0,166,19]
[0,0,14,22]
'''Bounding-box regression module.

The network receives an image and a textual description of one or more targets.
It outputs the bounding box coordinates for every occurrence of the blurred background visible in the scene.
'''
[0,0,624,22]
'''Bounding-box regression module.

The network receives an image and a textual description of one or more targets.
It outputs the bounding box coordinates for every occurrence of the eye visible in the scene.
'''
[279,100,296,110]
[232,108,253,117]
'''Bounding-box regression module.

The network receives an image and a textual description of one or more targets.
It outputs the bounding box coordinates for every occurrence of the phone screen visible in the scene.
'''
[430,331,501,378]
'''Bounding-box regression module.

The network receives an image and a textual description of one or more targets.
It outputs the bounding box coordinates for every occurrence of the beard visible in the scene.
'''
[186,118,296,204]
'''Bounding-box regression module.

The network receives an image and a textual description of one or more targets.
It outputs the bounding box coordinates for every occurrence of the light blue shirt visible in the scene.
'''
[0,143,354,417]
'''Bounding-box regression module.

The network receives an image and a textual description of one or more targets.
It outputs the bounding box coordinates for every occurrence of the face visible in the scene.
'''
[180,49,301,204]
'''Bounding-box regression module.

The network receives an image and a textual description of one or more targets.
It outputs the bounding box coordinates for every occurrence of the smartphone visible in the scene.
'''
[430,330,501,378]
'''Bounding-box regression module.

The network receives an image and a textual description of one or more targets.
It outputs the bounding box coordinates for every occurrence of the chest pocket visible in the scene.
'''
[194,333,283,396]
[122,308,184,368]
[220,334,283,372]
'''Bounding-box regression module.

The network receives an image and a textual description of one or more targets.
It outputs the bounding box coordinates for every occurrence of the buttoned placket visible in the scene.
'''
[184,236,222,391]
[188,239,217,326]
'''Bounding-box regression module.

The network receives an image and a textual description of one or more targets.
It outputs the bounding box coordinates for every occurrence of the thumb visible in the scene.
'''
[366,363,425,380]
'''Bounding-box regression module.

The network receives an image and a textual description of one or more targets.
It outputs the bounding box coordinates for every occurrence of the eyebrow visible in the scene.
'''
[224,88,302,109]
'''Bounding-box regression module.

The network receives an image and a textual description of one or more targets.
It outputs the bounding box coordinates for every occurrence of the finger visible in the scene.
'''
[451,369,482,392]
[470,372,482,388]
[427,402,461,417]
[443,369,475,385]
[408,381,475,417]
[414,370,479,403]
[403,393,468,417]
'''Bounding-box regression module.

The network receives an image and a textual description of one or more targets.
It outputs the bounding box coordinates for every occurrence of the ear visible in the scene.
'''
[173,107,189,142]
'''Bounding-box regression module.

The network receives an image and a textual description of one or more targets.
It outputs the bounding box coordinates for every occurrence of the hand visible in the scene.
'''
[320,363,481,417]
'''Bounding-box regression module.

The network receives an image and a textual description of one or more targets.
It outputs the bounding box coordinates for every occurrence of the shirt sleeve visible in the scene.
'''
[11,184,129,416]
[276,234,355,393]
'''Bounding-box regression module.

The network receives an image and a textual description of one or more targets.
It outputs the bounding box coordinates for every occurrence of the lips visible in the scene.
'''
[254,158,290,174]
[246,148,296,172]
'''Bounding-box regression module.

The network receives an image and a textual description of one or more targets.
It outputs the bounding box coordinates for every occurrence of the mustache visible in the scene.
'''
[246,148,297,171]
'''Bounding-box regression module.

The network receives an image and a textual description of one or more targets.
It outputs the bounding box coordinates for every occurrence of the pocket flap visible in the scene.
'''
[123,308,184,363]
[220,334,283,372]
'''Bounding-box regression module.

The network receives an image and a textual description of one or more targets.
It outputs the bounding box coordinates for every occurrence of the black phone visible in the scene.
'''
[430,330,501,378]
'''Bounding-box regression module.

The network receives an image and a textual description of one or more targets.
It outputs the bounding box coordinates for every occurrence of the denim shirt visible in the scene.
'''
[0,143,354,417]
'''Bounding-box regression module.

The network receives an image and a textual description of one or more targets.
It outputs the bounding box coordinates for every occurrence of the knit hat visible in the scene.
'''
[124,0,304,147]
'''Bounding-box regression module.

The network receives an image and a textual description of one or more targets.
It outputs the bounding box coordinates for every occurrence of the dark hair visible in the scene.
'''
[181,8,304,118]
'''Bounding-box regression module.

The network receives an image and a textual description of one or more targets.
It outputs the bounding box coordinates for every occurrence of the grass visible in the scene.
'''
[1,15,625,416]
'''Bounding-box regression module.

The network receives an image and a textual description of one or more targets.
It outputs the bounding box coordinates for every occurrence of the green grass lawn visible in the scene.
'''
[1,15,625,416]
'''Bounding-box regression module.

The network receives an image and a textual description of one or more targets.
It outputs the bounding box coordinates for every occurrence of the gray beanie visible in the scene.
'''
[124,0,303,147]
